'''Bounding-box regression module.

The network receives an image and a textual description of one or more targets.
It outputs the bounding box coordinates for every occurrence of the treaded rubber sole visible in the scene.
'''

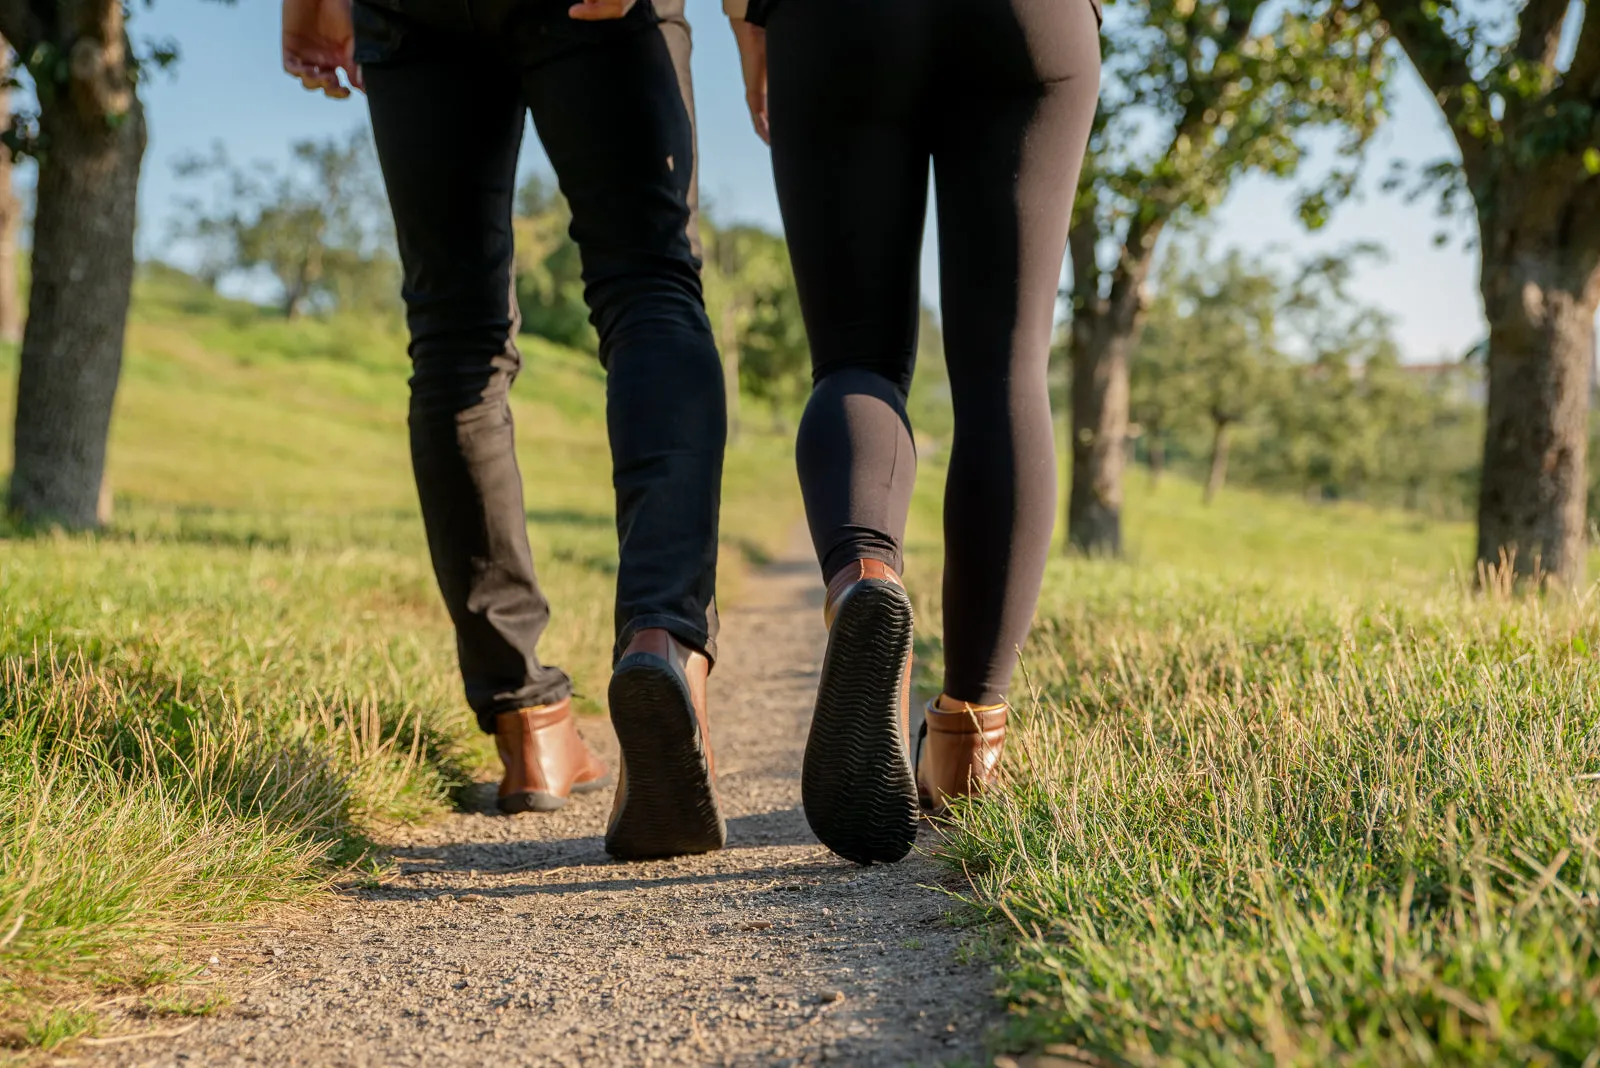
[497,770,613,815]
[803,579,919,865]
[605,655,725,860]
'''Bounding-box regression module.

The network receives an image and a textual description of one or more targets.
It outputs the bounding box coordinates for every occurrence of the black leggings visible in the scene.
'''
[768,0,1100,706]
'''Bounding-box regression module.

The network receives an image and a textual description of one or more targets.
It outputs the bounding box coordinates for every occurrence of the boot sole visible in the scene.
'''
[497,770,614,815]
[605,654,725,860]
[803,579,919,865]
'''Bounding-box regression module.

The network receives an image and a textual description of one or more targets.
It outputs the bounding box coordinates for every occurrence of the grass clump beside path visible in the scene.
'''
[0,268,800,1046]
[913,479,1600,1065]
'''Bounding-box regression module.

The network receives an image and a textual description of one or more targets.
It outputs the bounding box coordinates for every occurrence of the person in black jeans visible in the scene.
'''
[283,0,728,861]
[725,0,1101,864]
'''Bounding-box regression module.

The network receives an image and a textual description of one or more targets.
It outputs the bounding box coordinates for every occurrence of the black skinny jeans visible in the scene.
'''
[768,0,1100,706]
[356,0,725,732]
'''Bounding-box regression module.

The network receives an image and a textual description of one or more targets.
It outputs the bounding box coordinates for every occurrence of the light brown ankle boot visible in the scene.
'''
[914,695,1008,816]
[495,697,611,814]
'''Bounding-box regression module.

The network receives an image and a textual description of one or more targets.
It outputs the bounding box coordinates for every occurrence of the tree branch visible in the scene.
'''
[1562,0,1600,102]
[1069,197,1101,316]
[0,3,39,53]
[1516,0,1573,72]
[1372,0,1487,178]
[1107,211,1169,332]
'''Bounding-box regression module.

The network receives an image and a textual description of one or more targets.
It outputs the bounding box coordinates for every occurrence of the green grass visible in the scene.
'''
[8,265,1599,1062]
[0,268,800,1045]
[907,476,1600,1065]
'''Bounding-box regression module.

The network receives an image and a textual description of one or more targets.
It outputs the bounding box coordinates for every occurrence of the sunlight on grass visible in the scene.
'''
[904,475,1600,1064]
[0,271,801,1047]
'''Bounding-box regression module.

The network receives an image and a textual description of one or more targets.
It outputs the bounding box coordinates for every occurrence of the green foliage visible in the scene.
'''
[703,221,810,411]
[1132,243,1284,468]
[1074,0,1392,321]
[170,130,398,319]
[1376,0,1600,230]
[512,175,595,353]
[1130,241,1483,512]
[20,1008,97,1050]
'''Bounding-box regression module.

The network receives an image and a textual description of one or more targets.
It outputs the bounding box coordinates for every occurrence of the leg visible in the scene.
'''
[767,0,935,582]
[363,45,573,734]
[506,14,727,858]
[519,22,726,667]
[932,0,1101,706]
[767,0,936,863]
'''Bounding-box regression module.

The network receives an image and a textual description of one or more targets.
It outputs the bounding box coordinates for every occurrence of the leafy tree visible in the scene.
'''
[174,131,396,319]
[1127,276,1193,484]
[1136,245,1284,502]
[702,220,807,436]
[1066,0,1391,552]
[0,0,177,526]
[1374,0,1600,586]
[511,174,592,352]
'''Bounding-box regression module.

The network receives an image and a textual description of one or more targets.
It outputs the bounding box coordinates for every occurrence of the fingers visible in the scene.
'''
[284,54,352,98]
[568,0,636,19]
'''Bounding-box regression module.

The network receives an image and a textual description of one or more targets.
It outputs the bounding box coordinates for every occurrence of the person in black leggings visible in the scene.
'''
[726,0,1100,863]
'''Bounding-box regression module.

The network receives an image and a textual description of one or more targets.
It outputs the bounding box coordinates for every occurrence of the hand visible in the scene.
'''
[283,0,363,98]
[568,0,638,20]
[730,19,768,144]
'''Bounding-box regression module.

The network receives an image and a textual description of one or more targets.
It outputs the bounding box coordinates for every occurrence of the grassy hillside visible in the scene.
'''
[5,266,1597,1062]
[0,269,801,1049]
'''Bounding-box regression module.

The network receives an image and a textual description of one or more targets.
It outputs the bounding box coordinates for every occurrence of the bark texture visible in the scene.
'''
[1374,0,1600,590]
[1475,219,1598,586]
[1068,322,1131,554]
[1203,418,1232,505]
[7,7,145,527]
[1066,208,1161,556]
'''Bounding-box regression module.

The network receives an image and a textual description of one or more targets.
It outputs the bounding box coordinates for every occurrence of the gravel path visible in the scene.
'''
[86,547,1001,1067]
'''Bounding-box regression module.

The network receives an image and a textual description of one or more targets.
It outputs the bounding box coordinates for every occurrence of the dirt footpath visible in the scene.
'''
[87,550,1001,1068]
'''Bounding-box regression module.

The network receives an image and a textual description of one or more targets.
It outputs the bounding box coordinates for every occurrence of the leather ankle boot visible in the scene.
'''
[604,628,725,860]
[495,697,611,814]
[803,559,919,865]
[915,696,1008,816]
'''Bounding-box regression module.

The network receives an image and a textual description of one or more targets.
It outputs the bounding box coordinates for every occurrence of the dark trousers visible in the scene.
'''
[768,0,1100,705]
[356,0,725,732]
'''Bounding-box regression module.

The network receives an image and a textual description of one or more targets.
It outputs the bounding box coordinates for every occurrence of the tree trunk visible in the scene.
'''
[1475,232,1598,589]
[1203,419,1232,505]
[0,42,23,345]
[719,300,741,443]
[7,24,146,529]
[1067,320,1131,554]
[1403,476,1421,512]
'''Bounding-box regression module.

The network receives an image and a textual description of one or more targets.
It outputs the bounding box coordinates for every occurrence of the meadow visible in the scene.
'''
[915,483,1600,1063]
[3,272,1597,1062]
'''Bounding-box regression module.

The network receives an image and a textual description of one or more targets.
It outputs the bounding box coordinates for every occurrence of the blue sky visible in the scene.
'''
[125,0,1482,363]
